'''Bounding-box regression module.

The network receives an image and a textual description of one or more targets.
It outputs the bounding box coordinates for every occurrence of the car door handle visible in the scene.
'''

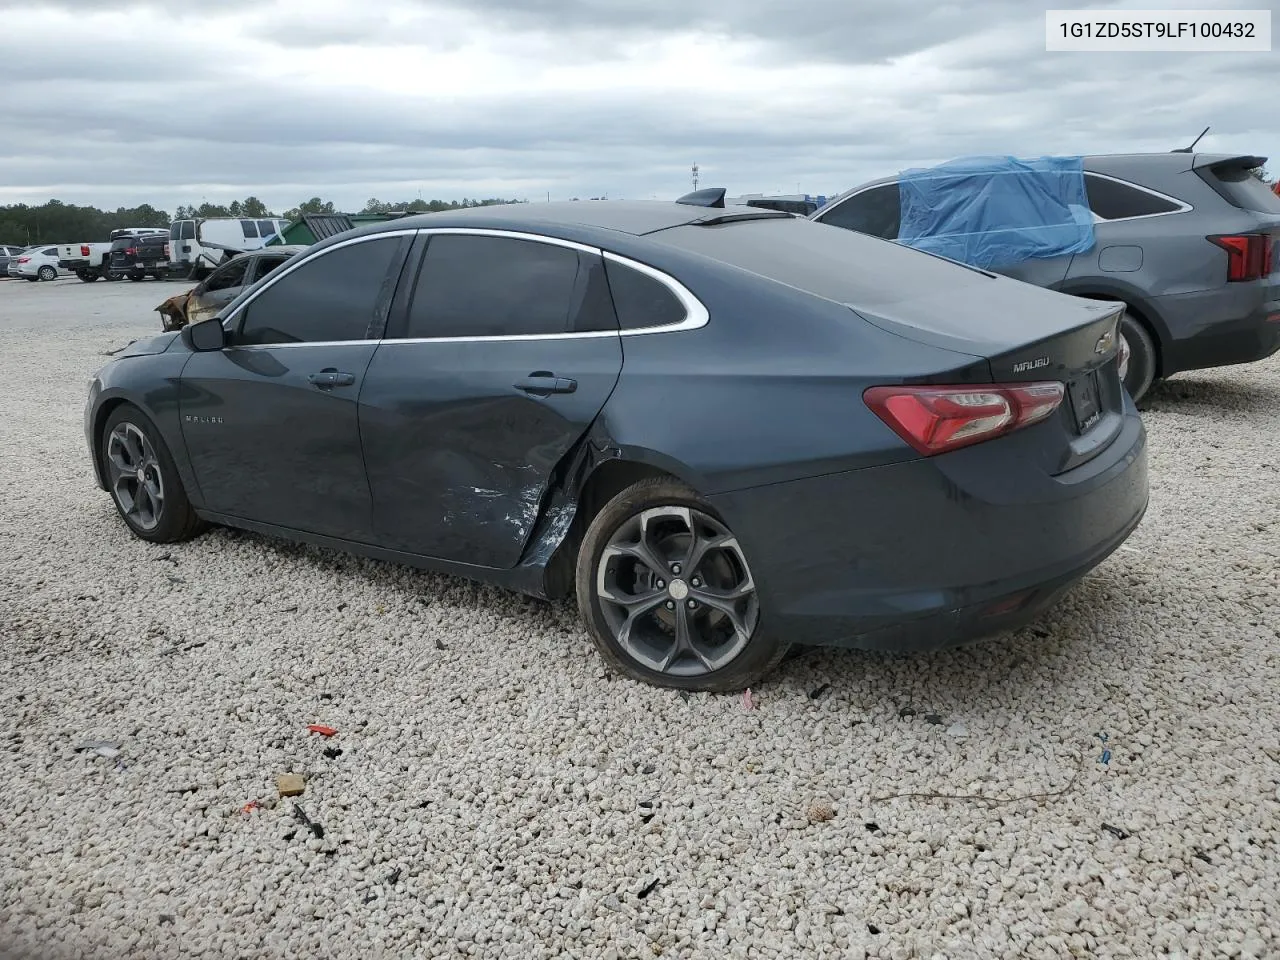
[514,374,577,396]
[308,369,356,388]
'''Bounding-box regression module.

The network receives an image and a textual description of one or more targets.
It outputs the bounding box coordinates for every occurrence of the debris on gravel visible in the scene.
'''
[2,281,1279,958]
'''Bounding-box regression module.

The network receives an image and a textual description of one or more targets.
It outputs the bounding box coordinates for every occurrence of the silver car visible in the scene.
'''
[814,152,1280,401]
[8,245,66,281]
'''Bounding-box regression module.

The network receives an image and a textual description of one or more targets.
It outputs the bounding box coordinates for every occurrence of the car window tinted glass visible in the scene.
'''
[237,237,401,345]
[205,259,248,292]
[1084,175,1181,219]
[818,184,902,239]
[240,219,259,238]
[604,259,686,330]
[406,235,582,338]
[257,220,276,236]
[181,221,195,240]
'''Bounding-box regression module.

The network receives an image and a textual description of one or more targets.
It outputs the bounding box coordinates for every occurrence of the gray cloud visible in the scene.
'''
[0,0,1275,216]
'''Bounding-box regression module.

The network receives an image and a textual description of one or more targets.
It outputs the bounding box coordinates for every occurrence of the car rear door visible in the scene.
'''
[179,232,414,541]
[359,229,623,568]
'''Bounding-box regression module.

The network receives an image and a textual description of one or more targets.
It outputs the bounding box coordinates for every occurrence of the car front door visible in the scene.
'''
[359,230,623,567]
[179,232,413,541]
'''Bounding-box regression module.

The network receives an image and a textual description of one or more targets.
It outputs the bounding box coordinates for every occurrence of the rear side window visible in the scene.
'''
[604,259,687,330]
[405,234,583,338]
[236,236,401,345]
[817,183,901,239]
[240,219,259,238]
[255,255,291,281]
[1084,174,1181,219]
[257,220,276,236]
[1200,165,1280,214]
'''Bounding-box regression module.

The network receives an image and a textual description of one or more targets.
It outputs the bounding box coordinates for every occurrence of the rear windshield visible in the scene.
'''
[1203,165,1280,214]
[651,215,992,307]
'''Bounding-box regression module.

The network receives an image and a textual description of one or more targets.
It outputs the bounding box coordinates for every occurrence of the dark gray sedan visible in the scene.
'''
[84,195,1149,691]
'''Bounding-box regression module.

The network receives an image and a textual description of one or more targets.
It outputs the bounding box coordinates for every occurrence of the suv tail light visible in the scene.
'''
[1208,233,1274,282]
[125,247,138,256]
[864,382,1065,456]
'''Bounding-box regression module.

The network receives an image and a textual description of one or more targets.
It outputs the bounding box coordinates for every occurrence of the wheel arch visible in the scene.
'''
[528,437,704,600]
[1056,279,1169,379]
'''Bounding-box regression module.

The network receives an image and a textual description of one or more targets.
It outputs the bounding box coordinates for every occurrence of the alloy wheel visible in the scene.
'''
[104,421,165,531]
[595,506,759,677]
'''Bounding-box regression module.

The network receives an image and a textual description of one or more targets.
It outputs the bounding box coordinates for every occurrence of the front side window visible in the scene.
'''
[405,234,584,338]
[817,183,902,239]
[257,220,276,236]
[204,259,249,292]
[235,236,402,345]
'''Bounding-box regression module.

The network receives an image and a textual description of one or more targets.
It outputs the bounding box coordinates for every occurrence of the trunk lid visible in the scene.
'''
[848,278,1127,474]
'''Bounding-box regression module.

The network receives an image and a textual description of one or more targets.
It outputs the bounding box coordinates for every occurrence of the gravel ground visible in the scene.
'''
[2,277,1278,960]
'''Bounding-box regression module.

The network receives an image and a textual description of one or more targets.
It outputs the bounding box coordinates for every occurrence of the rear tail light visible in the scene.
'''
[126,247,138,256]
[1208,233,1274,282]
[80,245,90,256]
[16,256,29,263]
[864,382,1066,456]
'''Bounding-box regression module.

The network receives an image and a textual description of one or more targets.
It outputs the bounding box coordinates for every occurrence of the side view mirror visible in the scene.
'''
[182,317,227,352]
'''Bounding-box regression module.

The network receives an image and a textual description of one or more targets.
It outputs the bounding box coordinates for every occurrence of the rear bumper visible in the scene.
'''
[1157,286,1280,375]
[709,407,1149,651]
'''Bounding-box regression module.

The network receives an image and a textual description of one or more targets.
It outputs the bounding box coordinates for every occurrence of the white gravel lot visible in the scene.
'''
[1,276,1278,960]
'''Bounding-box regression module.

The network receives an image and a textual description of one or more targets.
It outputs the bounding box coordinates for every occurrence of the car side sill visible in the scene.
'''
[196,510,554,600]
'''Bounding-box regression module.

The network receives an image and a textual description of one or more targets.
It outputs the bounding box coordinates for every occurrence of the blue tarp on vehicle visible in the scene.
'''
[896,155,1095,270]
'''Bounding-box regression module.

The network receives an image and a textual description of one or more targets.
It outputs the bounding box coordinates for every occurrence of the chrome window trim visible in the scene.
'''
[816,171,1193,232]
[1080,171,1194,221]
[223,228,420,327]
[222,226,710,347]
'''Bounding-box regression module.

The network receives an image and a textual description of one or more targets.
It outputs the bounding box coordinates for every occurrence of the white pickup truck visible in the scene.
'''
[57,242,115,282]
[57,227,168,282]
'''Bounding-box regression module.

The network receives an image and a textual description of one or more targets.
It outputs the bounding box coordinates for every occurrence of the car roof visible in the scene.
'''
[821,151,1267,208]
[388,201,727,237]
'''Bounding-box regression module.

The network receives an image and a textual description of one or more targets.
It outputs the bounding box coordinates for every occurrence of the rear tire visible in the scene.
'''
[77,271,99,282]
[127,272,144,282]
[1118,313,1156,403]
[37,265,56,281]
[100,405,207,544]
[575,477,788,692]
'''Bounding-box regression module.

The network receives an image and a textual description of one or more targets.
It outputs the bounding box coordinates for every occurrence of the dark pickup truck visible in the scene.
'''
[107,234,171,281]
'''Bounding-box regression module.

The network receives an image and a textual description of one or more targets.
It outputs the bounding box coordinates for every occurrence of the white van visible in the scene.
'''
[168,217,291,279]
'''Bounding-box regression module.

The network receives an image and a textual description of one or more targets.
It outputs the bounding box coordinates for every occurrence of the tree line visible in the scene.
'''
[0,195,525,246]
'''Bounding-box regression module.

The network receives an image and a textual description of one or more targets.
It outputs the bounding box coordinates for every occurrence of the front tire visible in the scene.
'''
[1118,313,1156,403]
[575,477,788,692]
[37,265,56,281]
[101,405,207,543]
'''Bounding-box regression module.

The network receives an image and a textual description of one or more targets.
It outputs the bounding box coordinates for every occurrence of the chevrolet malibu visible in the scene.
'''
[85,194,1149,691]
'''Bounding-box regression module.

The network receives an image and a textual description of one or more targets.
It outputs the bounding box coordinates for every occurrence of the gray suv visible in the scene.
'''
[813,153,1280,401]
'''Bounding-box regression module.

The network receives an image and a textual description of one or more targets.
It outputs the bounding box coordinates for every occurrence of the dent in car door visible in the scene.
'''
[360,232,623,568]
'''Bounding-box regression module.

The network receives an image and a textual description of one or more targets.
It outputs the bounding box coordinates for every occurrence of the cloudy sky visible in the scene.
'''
[0,0,1274,214]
